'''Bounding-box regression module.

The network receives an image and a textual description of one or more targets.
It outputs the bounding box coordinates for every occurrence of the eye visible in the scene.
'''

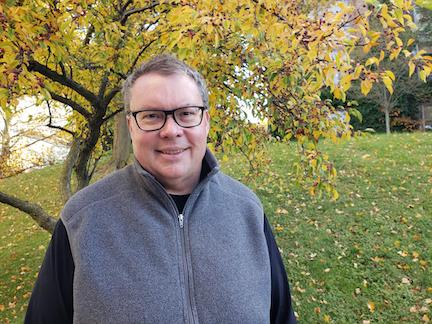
[178,108,199,117]
[138,111,163,121]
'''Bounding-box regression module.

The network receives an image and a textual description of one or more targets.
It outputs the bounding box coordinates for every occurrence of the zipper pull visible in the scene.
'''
[178,213,184,228]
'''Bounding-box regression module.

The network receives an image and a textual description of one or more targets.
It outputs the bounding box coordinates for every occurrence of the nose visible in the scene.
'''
[159,114,183,138]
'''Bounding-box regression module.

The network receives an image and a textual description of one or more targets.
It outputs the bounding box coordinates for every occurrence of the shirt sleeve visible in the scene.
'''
[25,219,74,324]
[264,214,297,324]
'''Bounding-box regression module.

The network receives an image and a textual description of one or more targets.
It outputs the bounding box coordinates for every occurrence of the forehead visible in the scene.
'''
[129,73,202,110]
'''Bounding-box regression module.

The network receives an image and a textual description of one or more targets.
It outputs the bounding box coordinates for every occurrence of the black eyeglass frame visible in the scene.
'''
[127,106,207,132]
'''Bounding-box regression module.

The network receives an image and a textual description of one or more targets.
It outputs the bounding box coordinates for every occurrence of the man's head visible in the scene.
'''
[122,54,209,112]
[123,55,210,194]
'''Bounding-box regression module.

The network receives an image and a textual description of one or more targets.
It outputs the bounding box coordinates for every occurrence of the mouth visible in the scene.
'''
[156,148,188,155]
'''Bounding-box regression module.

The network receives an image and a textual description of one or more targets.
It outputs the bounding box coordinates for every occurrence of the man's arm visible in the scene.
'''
[264,215,297,324]
[25,219,74,324]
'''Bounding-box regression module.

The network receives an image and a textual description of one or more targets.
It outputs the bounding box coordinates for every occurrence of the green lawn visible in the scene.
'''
[0,133,431,323]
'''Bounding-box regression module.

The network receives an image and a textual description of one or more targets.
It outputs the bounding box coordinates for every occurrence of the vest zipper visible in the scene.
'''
[178,213,184,228]
[178,212,196,324]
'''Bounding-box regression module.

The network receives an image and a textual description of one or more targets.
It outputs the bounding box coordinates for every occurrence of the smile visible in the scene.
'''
[157,148,187,155]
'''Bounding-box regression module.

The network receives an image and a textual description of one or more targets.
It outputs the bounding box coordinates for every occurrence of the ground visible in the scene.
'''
[0,132,431,323]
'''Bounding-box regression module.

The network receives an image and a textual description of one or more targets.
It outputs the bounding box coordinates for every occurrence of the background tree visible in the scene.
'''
[0,0,431,233]
[346,2,432,133]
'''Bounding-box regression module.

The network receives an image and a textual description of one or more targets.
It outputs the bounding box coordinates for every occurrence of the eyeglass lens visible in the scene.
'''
[135,107,203,131]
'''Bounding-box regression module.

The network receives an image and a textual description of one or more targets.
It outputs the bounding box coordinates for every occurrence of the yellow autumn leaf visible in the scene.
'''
[333,87,343,100]
[419,70,426,82]
[361,79,373,95]
[385,70,395,81]
[340,74,352,92]
[382,76,393,94]
[365,57,379,66]
[367,301,376,313]
[407,38,415,46]
[332,189,339,200]
[409,61,416,77]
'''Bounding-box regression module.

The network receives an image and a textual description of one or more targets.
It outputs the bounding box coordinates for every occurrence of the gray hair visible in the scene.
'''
[122,54,209,111]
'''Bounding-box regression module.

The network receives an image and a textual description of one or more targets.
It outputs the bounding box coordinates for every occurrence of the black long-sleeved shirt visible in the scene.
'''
[25,211,296,324]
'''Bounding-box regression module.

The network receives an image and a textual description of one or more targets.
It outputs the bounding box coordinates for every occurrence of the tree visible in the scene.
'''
[0,0,431,232]
[346,2,432,133]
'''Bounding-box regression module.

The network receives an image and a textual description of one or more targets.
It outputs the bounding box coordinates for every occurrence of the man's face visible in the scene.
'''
[127,73,210,194]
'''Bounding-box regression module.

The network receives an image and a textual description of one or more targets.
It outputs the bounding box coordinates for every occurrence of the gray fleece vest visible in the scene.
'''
[61,150,271,324]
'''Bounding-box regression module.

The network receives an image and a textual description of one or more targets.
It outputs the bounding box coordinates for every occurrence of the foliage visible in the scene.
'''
[0,102,68,178]
[0,0,431,227]
[1,133,431,322]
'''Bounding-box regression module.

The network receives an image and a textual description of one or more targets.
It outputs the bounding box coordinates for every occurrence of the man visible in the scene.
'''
[25,54,296,323]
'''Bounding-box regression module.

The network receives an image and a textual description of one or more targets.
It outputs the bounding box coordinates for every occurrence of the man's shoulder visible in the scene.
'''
[61,165,136,221]
[211,171,262,208]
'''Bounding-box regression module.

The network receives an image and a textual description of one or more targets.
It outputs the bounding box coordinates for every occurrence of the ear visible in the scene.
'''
[126,113,133,134]
[203,110,210,134]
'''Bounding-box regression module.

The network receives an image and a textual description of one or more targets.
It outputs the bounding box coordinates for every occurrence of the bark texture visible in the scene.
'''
[0,191,56,233]
[112,111,131,169]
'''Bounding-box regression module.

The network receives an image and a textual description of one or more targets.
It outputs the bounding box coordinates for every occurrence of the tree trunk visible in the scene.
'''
[384,104,391,134]
[0,118,11,178]
[420,104,426,132]
[60,137,81,203]
[74,117,106,191]
[0,191,56,233]
[382,89,391,135]
[112,111,130,169]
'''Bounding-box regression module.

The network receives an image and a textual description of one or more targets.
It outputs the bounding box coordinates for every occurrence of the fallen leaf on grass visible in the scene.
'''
[295,286,306,293]
[420,306,429,313]
[275,224,284,232]
[371,256,384,263]
[0,304,4,311]
[402,277,411,285]
[323,314,331,323]
[367,301,375,313]
[422,314,430,322]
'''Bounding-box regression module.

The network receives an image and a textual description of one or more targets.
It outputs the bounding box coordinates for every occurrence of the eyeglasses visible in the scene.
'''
[128,106,206,131]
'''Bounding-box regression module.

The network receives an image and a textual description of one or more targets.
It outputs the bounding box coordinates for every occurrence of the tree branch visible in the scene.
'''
[46,101,75,136]
[103,86,121,108]
[120,0,133,14]
[83,24,95,46]
[120,1,159,25]
[127,39,157,75]
[49,91,92,119]
[0,191,56,233]
[103,108,123,122]
[10,133,57,152]
[59,61,67,76]
[27,60,100,106]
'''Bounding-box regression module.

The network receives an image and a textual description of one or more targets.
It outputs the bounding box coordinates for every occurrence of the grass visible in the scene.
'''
[1,132,431,323]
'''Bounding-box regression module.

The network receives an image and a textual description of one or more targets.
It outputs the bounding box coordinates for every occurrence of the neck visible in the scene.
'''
[160,173,200,195]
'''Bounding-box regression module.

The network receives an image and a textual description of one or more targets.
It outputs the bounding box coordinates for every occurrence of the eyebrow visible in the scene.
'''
[134,104,204,110]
